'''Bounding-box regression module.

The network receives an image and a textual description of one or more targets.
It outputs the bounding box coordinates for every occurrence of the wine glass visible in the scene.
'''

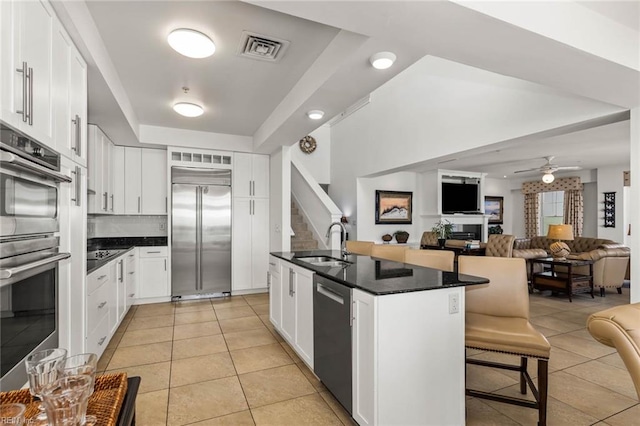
[25,348,67,426]
[62,353,98,425]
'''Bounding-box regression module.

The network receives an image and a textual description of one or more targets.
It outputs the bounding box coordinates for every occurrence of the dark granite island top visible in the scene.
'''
[270,250,489,296]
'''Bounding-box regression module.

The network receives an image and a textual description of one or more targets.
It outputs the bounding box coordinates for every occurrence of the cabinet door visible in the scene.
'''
[87,125,103,213]
[112,146,125,214]
[51,21,70,159]
[141,149,167,214]
[107,260,118,334]
[268,257,282,329]
[139,257,169,298]
[232,198,252,291]
[0,0,19,128]
[293,266,314,368]
[252,155,270,198]
[68,48,87,166]
[251,198,269,289]
[18,0,54,147]
[280,265,295,344]
[125,250,138,309]
[352,289,376,426]
[124,147,142,214]
[103,136,113,214]
[232,152,252,198]
[116,258,126,322]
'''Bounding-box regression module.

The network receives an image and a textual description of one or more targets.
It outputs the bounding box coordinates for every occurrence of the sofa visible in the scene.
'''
[513,236,630,296]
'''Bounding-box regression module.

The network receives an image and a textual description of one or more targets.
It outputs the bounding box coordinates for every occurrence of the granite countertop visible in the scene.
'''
[86,237,168,274]
[270,250,489,296]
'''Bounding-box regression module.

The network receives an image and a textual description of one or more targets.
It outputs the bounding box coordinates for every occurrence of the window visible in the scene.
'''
[540,191,564,236]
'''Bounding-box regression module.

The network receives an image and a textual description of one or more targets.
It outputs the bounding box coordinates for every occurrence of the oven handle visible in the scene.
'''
[0,151,72,183]
[0,253,71,279]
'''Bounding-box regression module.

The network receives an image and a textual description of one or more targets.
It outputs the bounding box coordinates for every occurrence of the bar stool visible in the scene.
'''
[404,249,454,272]
[370,244,409,263]
[458,256,551,426]
[345,240,375,256]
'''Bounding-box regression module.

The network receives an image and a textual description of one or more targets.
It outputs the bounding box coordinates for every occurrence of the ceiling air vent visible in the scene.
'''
[237,31,290,62]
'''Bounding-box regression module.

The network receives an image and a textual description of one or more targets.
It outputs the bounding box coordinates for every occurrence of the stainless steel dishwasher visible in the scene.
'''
[313,274,352,414]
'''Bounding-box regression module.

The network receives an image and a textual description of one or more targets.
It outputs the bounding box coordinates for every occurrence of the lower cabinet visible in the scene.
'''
[125,249,138,309]
[268,257,282,329]
[138,246,169,299]
[273,259,314,368]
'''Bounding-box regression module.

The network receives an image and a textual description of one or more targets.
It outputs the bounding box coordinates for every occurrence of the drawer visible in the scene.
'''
[138,246,168,258]
[86,313,110,360]
[87,281,109,334]
[125,249,137,266]
[87,266,111,295]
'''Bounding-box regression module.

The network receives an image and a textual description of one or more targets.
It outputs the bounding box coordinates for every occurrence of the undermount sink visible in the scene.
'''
[295,256,352,268]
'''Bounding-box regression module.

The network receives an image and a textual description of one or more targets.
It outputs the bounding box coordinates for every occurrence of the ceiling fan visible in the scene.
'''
[514,156,581,183]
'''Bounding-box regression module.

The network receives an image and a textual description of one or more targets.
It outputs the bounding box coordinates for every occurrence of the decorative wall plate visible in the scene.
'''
[299,135,317,154]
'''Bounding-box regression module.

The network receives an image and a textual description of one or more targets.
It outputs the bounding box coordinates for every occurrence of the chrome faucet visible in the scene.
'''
[326,222,349,258]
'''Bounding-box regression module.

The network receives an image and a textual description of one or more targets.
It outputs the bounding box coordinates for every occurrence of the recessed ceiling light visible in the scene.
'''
[307,110,324,120]
[369,51,396,70]
[173,102,204,117]
[168,29,215,58]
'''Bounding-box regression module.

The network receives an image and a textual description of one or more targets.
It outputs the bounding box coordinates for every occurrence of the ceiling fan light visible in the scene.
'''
[168,29,215,58]
[542,173,555,184]
[173,102,204,117]
[369,51,396,70]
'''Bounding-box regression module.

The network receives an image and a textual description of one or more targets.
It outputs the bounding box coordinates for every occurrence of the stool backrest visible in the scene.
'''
[404,249,454,272]
[458,256,529,319]
[370,245,409,263]
[485,234,516,257]
[346,240,375,256]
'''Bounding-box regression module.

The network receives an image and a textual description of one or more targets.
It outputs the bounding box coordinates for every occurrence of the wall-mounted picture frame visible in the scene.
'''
[375,190,413,224]
[484,196,504,224]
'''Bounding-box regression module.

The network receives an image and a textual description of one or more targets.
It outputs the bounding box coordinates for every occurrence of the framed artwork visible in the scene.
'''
[375,190,413,224]
[484,196,504,224]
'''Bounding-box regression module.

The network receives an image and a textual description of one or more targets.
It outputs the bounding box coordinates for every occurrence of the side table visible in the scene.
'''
[530,257,594,302]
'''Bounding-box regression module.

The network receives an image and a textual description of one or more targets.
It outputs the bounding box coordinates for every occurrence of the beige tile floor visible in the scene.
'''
[97,288,638,425]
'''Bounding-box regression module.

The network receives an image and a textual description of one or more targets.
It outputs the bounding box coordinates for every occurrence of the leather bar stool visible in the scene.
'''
[459,256,551,426]
[404,249,454,272]
[370,244,409,263]
[345,240,375,256]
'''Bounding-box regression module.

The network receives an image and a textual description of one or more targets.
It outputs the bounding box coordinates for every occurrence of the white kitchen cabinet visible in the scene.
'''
[233,153,269,198]
[125,249,138,309]
[232,198,269,291]
[114,256,126,326]
[124,147,142,214]
[277,260,314,368]
[141,149,168,214]
[268,256,282,329]
[88,125,115,214]
[0,0,54,147]
[138,247,169,299]
[67,48,87,166]
[106,260,118,334]
[86,261,115,360]
[112,146,125,214]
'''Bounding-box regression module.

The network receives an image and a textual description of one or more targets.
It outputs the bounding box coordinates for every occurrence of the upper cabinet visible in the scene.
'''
[1,0,87,161]
[141,149,168,214]
[123,148,142,214]
[233,153,269,198]
[88,125,114,214]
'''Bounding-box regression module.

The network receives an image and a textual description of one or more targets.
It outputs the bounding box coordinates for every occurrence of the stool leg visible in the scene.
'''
[520,357,528,394]
[538,359,548,426]
[600,287,605,297]
[617,287,623,294]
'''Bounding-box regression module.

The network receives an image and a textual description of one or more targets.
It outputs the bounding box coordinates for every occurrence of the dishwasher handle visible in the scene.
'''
[316,283,345,305]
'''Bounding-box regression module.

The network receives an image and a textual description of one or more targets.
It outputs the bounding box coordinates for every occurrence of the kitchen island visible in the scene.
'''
[269,250,489,426]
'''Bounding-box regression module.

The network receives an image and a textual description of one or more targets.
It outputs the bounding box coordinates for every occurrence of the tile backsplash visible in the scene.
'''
[88,215,168,238]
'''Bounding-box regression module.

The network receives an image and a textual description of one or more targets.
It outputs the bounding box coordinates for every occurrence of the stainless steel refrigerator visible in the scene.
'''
[171,167,231,298]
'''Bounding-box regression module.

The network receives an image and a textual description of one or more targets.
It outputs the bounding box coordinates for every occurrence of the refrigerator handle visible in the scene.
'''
[196,186,202,290]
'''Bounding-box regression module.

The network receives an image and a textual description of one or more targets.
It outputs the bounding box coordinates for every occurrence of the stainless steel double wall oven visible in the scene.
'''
[0,121,71,391]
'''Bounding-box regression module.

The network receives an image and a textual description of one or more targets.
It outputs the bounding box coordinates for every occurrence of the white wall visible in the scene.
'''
[291,126,331,185]
[597,164,629,243]
[269,146,291,252]
[355,172,419,244]
[483,178,513,234]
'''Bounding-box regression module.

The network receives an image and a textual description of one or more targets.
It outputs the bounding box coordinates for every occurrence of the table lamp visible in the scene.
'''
[547,224,574,260]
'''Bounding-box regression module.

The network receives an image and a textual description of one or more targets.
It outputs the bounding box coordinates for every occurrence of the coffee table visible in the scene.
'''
[530,257,594,302]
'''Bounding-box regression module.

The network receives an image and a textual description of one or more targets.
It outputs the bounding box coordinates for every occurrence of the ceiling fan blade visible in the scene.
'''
[513,168,541,173]
[555,166,581,170]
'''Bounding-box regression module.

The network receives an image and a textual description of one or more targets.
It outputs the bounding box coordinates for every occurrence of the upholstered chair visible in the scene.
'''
[587,303,640,401]
[346,240,374,256]
[404,249,454,272]
[370,244,409,263]
[459,256,551,425]
[484,234,516,257]
[420,231,439,247]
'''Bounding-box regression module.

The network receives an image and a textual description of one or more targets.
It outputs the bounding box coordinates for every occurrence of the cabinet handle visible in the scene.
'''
[98,336,107,346]
[97,275,107,281]
[289,269,294,296]
[71,115,81,156]
[267,271,271,288]
[128,254,134,258]
[138,196,141,213]
[103,192,108,211]
[98,301,107,309]
[119,260,124,283]
[71,166,81,207]
[249,181,251,196]
[252,180,255,196]
[16,62,27,122]
[28,66,33,125]
[147,251,161,254]
[129,271,135,275]
[269,262,276,266]
[164,259,167,271]
[350,300,355,327]
[110,194,114,212]
[128,293,135,298]
[166,197,168,213]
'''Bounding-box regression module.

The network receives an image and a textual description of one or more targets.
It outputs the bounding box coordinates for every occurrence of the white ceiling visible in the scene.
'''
[54,0,639,175]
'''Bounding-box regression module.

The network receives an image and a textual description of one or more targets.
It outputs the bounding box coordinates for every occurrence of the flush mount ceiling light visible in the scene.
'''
[542,173,555,184]
[307,110,324,120]
[369,51,396,70]
[173,102,203,117]
[168,29,215,58]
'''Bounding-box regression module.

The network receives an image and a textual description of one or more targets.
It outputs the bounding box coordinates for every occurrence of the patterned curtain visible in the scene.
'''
[524,193,540,238]
[563,190,584,237]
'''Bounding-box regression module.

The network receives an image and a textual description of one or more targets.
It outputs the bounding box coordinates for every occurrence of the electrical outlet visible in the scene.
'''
[449,293,459,314]
[159,222,167,231]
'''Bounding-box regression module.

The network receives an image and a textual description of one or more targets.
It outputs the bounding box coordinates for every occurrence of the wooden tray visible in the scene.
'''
[1,373,128,426]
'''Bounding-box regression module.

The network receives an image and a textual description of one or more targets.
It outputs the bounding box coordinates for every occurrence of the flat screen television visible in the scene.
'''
[441,182,479,213]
